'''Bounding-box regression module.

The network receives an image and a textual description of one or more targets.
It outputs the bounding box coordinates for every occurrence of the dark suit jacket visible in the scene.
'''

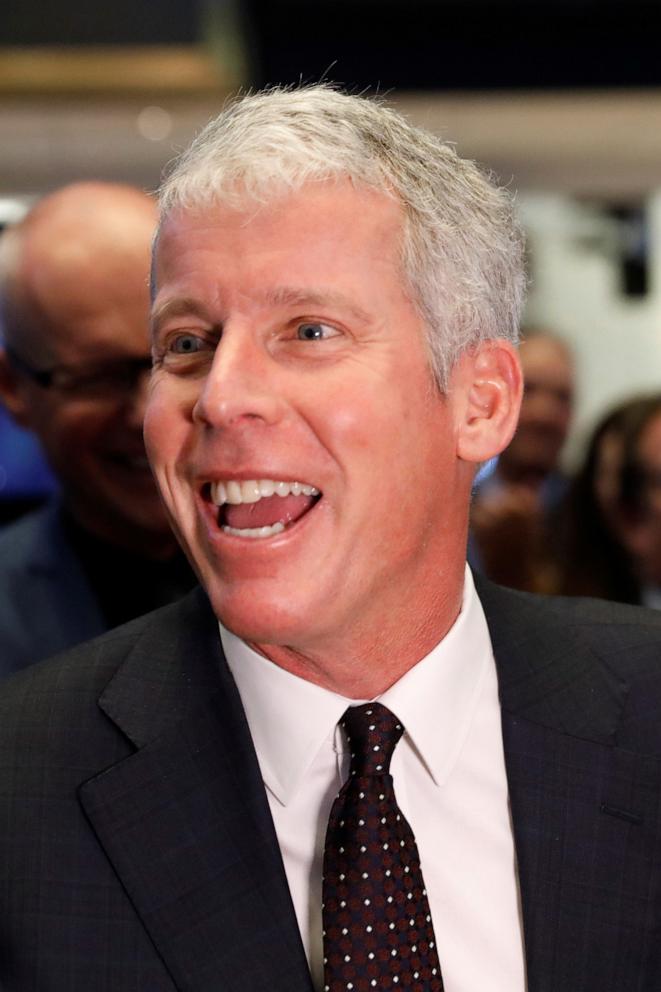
[1,580,661,991]
[0,502,105,675]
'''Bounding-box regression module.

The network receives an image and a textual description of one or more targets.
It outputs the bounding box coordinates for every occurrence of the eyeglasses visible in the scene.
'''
[5,346,153,398]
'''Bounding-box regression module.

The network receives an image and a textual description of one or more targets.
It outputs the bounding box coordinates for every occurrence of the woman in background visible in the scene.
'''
[559,393,661,606]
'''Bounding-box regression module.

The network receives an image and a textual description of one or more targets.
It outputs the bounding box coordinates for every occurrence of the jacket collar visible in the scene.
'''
[474,573,628,743]
[81,587,314,992]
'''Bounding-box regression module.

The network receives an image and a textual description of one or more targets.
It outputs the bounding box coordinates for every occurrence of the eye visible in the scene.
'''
[296,322,339,342]
[170,333,209,354]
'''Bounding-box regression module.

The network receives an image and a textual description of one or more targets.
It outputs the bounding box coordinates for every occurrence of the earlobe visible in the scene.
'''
[454,340,523,464]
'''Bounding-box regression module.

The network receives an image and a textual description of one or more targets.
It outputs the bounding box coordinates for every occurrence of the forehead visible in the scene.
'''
[153,182,407,297]
[43,278,152,365]
[520,337,572,379]
[21,241,152,364]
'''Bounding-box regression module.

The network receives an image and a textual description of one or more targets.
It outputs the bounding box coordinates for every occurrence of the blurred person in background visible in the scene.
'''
[470,328,575,591]
[0,403,57,523]
[560,393,661,606]
[0,181,195,675]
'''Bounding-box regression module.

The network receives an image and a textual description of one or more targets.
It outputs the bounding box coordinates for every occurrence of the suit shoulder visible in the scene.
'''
[0,585,209,698]
[530,589,661,631]
[476,575,661,655]
[0,599,181,746]
[0,626,135,781]
[0,588,212,791]
[476,577,661,752]
[0,597,178,696]
[540,589,661,676]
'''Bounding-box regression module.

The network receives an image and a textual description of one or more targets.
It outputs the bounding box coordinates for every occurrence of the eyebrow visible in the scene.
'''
[261,286,372,324]
[150,298,212,335]
[150,286,372,336]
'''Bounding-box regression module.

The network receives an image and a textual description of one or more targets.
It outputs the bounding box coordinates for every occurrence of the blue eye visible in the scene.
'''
[170,334,206,354]
[297,322,335,341]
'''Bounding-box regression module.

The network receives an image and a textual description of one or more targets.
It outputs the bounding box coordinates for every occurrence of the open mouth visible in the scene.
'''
[206,479,321,539]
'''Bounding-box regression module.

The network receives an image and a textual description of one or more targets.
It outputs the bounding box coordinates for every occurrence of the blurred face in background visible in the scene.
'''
[499,334,574,484]
[618,409,661,586]
[0,184,177,557]
[593,426,626,524]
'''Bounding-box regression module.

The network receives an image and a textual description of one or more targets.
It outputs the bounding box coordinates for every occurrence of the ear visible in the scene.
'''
[451,339,523,464]
[0,346,33,428]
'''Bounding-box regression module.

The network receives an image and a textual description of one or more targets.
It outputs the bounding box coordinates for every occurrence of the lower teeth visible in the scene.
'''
[222,521,285,539]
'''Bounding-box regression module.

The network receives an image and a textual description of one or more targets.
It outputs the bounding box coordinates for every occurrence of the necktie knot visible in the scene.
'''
[341,702,404,777]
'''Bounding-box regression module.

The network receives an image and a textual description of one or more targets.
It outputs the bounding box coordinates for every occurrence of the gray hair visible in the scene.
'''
[159,84,526,388]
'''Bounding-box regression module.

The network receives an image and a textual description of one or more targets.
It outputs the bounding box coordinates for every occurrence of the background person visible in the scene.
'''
[559,393,661,605]
[470,328,575,590]
[0,181,195,674]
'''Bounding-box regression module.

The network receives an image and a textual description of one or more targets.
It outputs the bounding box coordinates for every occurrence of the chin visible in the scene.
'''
[206,583,317,648]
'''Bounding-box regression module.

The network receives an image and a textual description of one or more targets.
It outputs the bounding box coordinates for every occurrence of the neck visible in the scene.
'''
[251,574,464,699]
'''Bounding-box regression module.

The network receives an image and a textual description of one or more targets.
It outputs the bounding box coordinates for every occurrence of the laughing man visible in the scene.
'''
[1,87,661,992]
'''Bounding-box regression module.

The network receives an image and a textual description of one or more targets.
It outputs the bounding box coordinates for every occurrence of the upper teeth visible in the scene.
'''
[210,479,319,506]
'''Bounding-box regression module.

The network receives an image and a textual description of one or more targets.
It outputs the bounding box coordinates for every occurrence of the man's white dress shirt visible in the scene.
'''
[221,567,527,992]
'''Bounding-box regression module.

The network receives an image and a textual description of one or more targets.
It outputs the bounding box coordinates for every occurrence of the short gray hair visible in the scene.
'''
[159,84,526,388]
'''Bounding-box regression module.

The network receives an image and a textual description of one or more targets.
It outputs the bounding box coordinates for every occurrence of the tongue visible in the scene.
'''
[223,493,316,530]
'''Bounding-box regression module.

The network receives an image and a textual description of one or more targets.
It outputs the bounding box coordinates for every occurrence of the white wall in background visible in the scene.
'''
[519,190,661,466]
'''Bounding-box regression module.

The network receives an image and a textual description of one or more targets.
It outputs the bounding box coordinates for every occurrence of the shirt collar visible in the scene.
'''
[220,625,349,806]
[378,567,491,786]
[220,565,493,804]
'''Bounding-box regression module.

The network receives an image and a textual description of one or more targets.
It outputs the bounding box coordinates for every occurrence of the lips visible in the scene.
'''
[209,478,321,539]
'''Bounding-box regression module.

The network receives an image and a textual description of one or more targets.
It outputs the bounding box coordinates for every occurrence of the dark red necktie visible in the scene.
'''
[322,702,444,991]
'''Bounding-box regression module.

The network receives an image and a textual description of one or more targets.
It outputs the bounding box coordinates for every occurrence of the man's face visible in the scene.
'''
[502,336,573,478]
[146,182,470,659]
[12,257,171,547]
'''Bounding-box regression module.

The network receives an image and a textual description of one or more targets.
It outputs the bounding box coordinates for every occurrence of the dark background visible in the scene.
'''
[242,0,661,91]
[3,0,661,91]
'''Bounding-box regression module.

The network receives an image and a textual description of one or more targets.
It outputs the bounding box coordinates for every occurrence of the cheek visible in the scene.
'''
[317,373,421,460]
[323,381,449,515]
[142,405,162,464]
[40,408,100,456]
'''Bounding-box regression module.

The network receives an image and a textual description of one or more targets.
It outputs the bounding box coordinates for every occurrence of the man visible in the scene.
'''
[1,88,661,991]
[470,329,575,590]
[493,330,574,493]
[0,182,194,673]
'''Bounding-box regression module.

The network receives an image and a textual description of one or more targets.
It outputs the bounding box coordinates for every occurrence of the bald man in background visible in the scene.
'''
[0,182,195,674]
[470,329,575,591]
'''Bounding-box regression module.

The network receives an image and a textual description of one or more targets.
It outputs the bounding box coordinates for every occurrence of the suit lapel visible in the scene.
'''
[79,589,313,992]
[477,577,661,992]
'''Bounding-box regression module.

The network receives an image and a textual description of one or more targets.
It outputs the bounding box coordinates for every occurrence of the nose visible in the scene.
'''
[523,385,571,429]
[192,328,285,430]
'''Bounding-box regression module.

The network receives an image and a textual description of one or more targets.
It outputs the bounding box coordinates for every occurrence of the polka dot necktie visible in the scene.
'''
[322,703,444,991]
